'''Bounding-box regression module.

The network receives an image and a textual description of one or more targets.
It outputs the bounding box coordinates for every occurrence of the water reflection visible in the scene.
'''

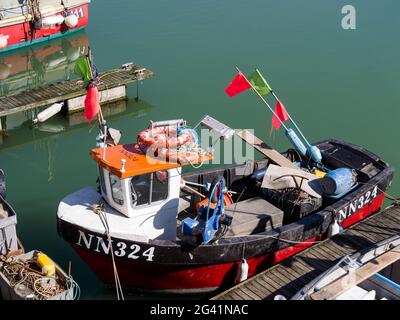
[0,30,89,96]
[0,98,154,183]
[0,99,154,150]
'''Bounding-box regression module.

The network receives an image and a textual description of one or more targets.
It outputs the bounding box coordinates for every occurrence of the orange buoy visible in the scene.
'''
[138,126,192,148]
[156,147,201,164]
[195,193,233,212]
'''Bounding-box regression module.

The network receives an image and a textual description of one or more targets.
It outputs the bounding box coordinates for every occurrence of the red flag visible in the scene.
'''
[272,100,289,129]
[225,71,252,97]
[84,85,100,122]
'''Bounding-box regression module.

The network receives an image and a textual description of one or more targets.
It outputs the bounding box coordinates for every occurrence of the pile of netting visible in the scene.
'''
[0,255,70,300]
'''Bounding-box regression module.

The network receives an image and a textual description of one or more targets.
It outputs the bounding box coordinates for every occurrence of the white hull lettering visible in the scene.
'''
[95,236,111,255]
[338,186,378,222]
[77,230,94,248]
[76,230,155,261]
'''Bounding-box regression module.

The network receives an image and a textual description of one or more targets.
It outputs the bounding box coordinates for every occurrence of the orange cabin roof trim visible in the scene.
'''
[90,143,212,179]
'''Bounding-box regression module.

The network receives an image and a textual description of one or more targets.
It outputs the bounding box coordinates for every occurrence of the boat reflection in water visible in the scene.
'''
[0,30,89,97]
[0,98,154,149]
[0,29,89,135]
[0,98,154,182]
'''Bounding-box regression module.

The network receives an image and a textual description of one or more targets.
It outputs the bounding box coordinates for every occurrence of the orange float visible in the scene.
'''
[195,193,234,212]
[156,147,202,164]
[138,126,192,147]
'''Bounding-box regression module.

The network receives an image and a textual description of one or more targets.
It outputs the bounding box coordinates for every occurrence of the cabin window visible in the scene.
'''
[98,167,107,195]
[131,170,169,207]
[109,174,124,205]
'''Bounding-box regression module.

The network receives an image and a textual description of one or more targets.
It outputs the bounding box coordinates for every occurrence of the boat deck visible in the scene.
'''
[0,65,154,117]
[212,203,400,300]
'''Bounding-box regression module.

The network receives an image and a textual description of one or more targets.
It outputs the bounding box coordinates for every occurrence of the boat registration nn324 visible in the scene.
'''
[337,186,378,222]
[76,230,155,261]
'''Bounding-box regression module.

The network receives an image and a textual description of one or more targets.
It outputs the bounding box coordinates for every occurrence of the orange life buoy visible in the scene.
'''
[138,126,192,147]
[156,147,201,164]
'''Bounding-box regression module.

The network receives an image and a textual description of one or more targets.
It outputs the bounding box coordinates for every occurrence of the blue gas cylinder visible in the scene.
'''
[321,168,356,195]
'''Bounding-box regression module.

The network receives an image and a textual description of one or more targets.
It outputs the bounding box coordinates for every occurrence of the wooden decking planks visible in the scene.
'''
[212,204,400,300]
[0,66,154,117]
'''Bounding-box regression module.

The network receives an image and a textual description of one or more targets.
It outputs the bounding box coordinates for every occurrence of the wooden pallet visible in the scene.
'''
[0,65,154,117]
[212,204,400,300]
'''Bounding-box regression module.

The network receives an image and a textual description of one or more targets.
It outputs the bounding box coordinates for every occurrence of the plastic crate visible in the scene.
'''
[0,195,18,256]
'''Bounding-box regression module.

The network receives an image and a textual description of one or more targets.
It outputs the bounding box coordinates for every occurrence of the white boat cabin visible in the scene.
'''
[92,143,191,240]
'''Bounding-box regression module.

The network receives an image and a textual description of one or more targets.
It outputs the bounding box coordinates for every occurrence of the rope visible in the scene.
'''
[0,256,68,300]
[93,203,125,300]
[66,275,81,300]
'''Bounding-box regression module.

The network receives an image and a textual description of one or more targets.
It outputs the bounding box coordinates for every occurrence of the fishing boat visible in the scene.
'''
[56,115,394,293]
[0,169,79,300]
[291,233,400,300]
[0,0,90,53]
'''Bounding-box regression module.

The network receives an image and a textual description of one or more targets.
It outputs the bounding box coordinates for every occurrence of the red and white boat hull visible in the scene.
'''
[60,193,387,293]
[0,2,89,52]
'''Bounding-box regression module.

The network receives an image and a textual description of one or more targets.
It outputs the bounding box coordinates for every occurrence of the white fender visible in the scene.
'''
[0,34,9,50]
[39,15,65,27]
[328,219,341,237]
[236,259,249,282]
[65,14,79,28]
[33,102,64,124]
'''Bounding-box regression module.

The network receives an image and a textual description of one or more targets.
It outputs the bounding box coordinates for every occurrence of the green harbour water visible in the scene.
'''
[0,0,400,299]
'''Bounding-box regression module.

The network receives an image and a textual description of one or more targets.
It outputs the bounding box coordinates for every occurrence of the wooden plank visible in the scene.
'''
[311,249,400,300]
[0,66,154,117]
[331,233,372,251]
[234,287,254,300]
[317,243,347,261]
[349,225,391,243]
[243,281,268,299]
[253,275,278,294]
[298,253,332,271]
[240,286,262,300]
[373,215,400,230]
[268,268,301,292]
[285,257,315,276]
[310,245,339,263]
[227,291,244,300]
[236,130,299,169]
[259,273,295,298]
[384,208,400,224]
[319,241,352,257]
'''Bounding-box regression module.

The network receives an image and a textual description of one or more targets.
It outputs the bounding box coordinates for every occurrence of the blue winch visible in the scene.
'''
[182,178,225,244]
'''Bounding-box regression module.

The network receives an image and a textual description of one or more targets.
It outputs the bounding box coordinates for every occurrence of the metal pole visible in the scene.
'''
[235,66,288,131]
[269,90,311,147]
[135,80,139,102]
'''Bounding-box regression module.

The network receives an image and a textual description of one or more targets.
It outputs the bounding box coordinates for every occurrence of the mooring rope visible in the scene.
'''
[93,203,125,300]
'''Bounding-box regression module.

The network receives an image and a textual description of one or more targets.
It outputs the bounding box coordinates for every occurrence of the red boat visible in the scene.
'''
[56,116,394,293]
[0,0,90,53]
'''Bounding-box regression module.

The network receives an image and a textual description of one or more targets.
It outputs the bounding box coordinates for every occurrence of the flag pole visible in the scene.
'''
[235,66,288,131]
[269,86,311,148]
[260,70,322,163]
